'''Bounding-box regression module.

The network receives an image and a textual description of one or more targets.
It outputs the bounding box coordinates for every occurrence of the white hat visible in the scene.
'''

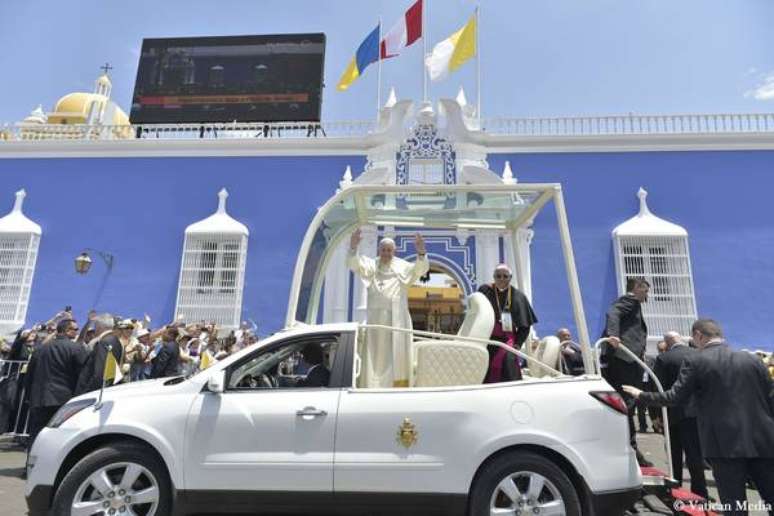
[117,318,135,329]
[136,328,150,338]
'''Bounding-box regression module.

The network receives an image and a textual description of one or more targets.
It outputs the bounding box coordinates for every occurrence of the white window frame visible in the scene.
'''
[0,233,40,331]
[614,235,698,341]
[175,233,247,329]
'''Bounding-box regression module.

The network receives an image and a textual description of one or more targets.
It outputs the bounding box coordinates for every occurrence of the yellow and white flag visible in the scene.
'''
[200,349,214,370]
[425,12,477,81]
[103,350,123,385]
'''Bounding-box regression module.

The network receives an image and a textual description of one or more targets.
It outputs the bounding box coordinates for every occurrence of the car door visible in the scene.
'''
[184,332,352,495]
[333,386,480,497]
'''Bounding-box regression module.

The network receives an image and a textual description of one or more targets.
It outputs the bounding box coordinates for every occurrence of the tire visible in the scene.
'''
[51,441,172,516]
[469,451,581,516]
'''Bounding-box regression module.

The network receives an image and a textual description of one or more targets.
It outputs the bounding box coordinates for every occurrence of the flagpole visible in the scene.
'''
[423,0,429,102]
[476,3,481,127]
[95,379,105,409]
[95,342,110,410]
[377,18,382,121]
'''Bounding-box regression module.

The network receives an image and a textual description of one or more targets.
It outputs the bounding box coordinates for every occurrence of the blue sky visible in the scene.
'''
[1,0,773,123]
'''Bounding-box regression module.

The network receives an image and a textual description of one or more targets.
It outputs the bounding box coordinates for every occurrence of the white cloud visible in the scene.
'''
[746,72,774,100]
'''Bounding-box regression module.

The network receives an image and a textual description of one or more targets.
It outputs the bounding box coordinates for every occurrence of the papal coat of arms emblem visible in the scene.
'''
[396,417,418,448]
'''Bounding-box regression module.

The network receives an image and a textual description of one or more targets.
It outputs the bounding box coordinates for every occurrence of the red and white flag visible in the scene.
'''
[381,0,423,59]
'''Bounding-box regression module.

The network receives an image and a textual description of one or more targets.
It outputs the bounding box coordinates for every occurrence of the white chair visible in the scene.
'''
[412,292,493,387]
[413,341,489,387]
[456,292,495,342]
[526,335,562,378]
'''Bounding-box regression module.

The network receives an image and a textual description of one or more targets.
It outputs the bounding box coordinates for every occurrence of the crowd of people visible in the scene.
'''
[0,307,259,445]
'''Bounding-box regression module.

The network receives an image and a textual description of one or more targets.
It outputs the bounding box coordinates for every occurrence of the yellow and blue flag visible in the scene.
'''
[337,25,381,91]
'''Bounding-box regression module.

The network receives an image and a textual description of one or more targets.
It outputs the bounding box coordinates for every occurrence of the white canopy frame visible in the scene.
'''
[285,183,595,374]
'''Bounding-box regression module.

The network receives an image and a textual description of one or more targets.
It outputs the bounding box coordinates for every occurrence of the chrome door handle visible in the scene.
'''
[296,406,327,417]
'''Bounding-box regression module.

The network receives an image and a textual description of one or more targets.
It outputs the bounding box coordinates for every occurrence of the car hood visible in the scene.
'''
[73,377,189,402]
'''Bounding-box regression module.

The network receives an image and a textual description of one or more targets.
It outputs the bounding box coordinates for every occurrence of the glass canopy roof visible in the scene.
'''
[289,184,559,326]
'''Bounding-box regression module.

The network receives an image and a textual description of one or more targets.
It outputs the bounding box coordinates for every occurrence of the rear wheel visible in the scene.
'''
[51,442,171,516]
[469,451,581,516]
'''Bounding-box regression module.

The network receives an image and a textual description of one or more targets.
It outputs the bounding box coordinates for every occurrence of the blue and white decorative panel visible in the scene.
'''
[395,123,457,186]
[391,232,476,296]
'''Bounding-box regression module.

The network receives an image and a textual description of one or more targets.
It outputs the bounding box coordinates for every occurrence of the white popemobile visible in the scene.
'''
[26,184,642,516]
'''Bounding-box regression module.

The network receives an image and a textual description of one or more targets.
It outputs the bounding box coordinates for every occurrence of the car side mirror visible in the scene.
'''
[208,370,226,394]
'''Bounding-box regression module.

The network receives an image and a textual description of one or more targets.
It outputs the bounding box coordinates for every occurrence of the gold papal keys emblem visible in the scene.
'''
[396,418,418,448]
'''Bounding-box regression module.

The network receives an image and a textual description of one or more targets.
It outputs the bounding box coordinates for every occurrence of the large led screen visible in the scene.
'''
[130,33,325,124]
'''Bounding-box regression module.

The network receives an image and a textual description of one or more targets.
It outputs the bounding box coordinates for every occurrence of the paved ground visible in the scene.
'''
[0,441,29,515]
[636,430,766,514]
[0,432,768,515]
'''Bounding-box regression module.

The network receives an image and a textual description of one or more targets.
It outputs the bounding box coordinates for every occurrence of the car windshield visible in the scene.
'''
[290,184,551,326]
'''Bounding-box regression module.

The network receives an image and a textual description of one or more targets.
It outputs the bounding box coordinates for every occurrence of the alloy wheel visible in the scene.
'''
[71,461,160,516]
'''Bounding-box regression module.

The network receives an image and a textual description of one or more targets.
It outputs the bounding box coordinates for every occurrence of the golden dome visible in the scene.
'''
[49,92,129,126]
[53,92,104,116]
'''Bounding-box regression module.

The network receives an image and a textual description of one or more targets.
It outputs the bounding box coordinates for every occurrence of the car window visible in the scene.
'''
[227,335,340,390]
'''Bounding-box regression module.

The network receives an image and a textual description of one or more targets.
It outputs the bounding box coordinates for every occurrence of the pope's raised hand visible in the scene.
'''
[350,228,362,250]
[415,233,426,254]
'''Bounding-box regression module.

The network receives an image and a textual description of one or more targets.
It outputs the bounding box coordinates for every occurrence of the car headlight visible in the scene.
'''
[47,398,96,428]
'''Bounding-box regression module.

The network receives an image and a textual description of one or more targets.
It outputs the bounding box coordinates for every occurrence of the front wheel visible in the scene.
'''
[51,441,172,516]
[469,451,581,516]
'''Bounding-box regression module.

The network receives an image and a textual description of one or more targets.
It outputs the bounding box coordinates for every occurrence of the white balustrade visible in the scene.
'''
[481,112,774,136]
[2,112,774,142]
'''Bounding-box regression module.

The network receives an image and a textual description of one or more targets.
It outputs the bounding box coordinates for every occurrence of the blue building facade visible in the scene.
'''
[1,107,772,349]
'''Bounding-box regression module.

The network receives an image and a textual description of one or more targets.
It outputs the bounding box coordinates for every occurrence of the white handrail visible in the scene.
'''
[594,338,673,479]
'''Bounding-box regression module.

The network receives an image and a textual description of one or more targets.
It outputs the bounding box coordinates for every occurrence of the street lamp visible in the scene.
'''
[74,249,114,274]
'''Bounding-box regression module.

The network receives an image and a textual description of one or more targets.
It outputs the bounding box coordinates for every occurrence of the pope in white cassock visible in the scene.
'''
[348,229,429,388]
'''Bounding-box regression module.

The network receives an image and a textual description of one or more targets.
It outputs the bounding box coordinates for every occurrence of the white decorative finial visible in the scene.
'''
[12,189,26,214]
[384,87,397,108]
[456,87,468,107]
[502,161,515,184]
[217,188,229,214]
[637,187,651,216]
[339,165,353,190]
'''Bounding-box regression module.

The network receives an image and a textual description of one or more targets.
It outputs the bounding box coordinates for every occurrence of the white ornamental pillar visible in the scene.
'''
[474,230,500,287]
[510,227,534,301]
[323,239,350,323]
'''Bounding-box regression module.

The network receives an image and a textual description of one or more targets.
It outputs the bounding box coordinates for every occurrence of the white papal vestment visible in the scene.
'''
[348,251,429,388]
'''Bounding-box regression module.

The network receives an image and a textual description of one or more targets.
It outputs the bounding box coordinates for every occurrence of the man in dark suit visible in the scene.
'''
[651,331,708,499]
[602,277,650,465]
[478,264,538,382]
[625,319,774,514]
[150,327,181,379]
[296,344,330,388]
[76,315,124,394]
[25,319,88,445]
